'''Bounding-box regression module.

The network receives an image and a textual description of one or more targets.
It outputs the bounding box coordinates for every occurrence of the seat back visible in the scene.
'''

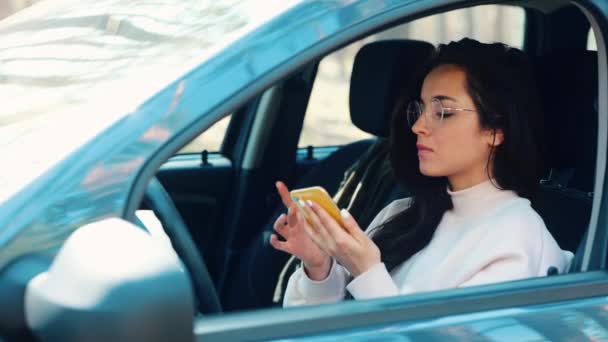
[221,40,434,311]
[531,50,598,262]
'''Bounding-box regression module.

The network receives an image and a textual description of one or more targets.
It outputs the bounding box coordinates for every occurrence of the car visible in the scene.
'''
[1,0,607,340]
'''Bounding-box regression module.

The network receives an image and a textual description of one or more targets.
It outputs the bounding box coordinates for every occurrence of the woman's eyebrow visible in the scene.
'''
[433,95,458,102]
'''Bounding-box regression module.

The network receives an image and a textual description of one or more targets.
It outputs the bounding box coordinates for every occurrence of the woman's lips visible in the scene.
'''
[416,143,433,152]
[416,144,433,158]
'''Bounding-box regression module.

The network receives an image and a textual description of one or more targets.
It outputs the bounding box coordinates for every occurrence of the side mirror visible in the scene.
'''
[25,218,194,342]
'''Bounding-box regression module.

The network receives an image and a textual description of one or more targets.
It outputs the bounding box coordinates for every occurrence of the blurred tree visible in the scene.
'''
[1,0,37,20]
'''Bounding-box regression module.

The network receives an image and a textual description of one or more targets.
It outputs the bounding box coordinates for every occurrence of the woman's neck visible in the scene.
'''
[448,174,492,191]
[448,164,494,191]
[447,179,515,218]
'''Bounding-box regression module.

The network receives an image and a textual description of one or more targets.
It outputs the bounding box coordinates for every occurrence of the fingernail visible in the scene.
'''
[307,200,314,207]
[340,209,351,219]
[275,181,280,189]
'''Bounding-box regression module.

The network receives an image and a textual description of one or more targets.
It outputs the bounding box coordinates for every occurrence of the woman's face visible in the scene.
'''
[411,64,502,190]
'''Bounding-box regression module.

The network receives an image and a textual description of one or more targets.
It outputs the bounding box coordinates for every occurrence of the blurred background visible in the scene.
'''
[181,4,531,153]
[2,2,593,153]
[298,5,524,149]
[191,4,527,153]
[0,0,37,20]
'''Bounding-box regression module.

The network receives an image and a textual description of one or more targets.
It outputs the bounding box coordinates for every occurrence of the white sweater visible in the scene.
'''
[283,180,574,306]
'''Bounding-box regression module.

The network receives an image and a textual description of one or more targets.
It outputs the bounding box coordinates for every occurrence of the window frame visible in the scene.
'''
[575,0,608,271]
[127,0,608,337]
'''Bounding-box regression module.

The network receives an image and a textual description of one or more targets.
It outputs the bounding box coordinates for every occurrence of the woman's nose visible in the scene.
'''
[411,113,430,136]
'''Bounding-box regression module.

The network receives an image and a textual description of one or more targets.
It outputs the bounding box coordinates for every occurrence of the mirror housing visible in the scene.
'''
[25,218,194,342]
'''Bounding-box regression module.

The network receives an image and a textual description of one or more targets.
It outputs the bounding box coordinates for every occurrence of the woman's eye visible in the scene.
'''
[442,112,455,118]
[433,111,444,119]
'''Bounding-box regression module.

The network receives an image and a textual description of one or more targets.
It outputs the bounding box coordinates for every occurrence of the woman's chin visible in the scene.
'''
[419,165,442,177]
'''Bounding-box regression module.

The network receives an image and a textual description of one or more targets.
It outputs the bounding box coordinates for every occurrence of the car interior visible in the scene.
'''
[144,0,601,316]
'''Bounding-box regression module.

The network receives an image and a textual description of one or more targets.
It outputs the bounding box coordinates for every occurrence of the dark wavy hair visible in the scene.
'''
[371,38,544,272]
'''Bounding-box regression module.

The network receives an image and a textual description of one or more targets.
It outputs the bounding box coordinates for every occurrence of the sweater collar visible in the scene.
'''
[447,179,518,218]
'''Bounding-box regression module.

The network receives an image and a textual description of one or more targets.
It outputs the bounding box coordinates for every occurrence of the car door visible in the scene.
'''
[194,271,608,341]
[93,0,608,340]
[190,0,608,339]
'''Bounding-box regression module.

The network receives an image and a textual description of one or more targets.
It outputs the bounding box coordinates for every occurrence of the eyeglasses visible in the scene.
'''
[406,98,476,130]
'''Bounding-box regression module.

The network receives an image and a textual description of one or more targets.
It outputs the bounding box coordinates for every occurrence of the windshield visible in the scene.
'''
[0,0,299,204]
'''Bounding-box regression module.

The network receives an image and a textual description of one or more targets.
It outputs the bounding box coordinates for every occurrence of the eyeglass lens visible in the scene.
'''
[406,99,444,128]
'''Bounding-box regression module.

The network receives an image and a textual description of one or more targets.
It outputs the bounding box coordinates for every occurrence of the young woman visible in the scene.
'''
[270,38,573,306]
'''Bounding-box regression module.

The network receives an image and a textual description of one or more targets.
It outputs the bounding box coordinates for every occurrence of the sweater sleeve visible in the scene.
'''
[282,259,348,307]
[344,198,415,299]
[345,262,413,299]
[282,198,412,306]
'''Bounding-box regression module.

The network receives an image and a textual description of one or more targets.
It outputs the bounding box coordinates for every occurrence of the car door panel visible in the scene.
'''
[195,272,608,341]
[157,154,233,281]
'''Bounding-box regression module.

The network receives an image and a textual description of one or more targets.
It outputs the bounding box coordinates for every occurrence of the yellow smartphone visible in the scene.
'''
[290,186,343,226]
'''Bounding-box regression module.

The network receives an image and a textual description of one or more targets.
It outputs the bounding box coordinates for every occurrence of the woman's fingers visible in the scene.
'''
[308,200,350,242]
[300,203,324,233]
[273,213,288,238]
[339,209,364,238]
[302,221,331,255]
[287,203,300,227]
[275,181,294,208]
[269,234,291,253]
[300,202,334,248]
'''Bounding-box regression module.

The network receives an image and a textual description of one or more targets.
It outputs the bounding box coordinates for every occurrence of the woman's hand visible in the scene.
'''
[269,181,332,281]
[302,200,381,277]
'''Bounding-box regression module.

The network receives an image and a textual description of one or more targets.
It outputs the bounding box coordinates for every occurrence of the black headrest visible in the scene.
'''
[349,40,435,137]
[536,50,597,191]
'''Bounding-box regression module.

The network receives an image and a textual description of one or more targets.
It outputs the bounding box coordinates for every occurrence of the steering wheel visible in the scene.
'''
[143,177,222,315]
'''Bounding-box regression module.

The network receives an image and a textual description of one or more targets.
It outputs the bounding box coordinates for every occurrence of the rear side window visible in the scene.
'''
[299,5,525,148]
[177,115,231,154]
[385,5,525,48]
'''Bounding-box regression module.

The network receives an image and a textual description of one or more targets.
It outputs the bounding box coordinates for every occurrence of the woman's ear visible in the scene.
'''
[486,129,504,147]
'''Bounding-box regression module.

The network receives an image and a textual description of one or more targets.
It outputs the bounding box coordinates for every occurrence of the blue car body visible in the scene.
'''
[1,0,608,340]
